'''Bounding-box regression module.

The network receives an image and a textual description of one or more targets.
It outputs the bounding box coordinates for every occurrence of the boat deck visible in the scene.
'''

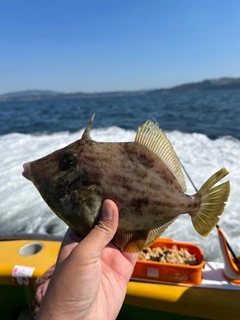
[0,237,240,319]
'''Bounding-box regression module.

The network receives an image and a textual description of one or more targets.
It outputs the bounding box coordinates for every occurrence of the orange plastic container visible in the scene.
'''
[131,238,204,285]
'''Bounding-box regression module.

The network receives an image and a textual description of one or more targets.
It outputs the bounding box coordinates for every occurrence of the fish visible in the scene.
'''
[22,114,230,252]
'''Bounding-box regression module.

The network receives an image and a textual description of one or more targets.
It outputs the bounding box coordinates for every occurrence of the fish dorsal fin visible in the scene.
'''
[82,113,96,140]
[113,218,177,252]
[135,120,186,192]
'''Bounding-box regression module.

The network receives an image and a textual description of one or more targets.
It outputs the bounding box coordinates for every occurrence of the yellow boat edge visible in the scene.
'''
[0,236,240,320]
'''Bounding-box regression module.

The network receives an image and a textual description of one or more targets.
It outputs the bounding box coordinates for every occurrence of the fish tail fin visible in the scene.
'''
[191,168,230,237]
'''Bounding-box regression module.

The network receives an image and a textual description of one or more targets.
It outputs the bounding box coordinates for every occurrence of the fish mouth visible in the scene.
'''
[22,162,72,200]
[22,162,32,181]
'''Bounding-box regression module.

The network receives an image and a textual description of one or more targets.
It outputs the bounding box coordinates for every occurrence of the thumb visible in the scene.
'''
[96,199,118,239]
[76,200,119,258]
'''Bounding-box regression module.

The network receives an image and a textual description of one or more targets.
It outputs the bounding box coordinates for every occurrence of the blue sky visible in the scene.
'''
[1,0,240,94]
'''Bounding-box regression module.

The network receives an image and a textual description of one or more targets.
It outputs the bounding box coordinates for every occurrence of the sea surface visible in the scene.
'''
[1,89,240,262]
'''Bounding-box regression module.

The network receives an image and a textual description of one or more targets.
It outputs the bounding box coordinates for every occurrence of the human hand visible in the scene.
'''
[37,200,139,320]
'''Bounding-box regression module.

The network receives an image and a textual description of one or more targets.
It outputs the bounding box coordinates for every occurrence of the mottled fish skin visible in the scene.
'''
[22,115,230,252]
[30,139,200,231]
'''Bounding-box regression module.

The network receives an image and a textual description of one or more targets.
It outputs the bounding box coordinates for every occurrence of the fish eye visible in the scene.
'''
[60,152,78,170]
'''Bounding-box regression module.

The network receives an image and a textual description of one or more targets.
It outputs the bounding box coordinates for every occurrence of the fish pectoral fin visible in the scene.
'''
[71,186,102,225]
[135,120,186,192]
[71,185,102,205]
[114,219,176,253]
[191,168,230,237]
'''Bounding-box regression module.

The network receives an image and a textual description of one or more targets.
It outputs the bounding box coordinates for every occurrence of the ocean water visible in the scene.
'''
[1,90,240,262]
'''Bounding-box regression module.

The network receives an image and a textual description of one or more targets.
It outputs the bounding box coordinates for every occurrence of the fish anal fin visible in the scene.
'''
[113,231,148,252]
[114,219,176,252]
[135,120,186,192]
[82,113,96,140]
[143,219,177,249]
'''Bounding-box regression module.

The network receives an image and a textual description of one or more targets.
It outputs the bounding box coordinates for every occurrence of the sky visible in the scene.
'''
[1,0,240,94]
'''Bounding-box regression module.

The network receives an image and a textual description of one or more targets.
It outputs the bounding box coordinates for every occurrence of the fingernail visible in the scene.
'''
[102,202,113,221]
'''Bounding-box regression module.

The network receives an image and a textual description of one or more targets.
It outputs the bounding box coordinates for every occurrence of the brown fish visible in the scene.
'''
[22,114,230,252]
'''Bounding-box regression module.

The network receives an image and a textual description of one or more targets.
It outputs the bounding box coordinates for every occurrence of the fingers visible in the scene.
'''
[62,228,83,247]
[57,200,118,264]
[95,199,119,241]
[73,199,119,260]
[122,251,139,269]
[57,229,82,264]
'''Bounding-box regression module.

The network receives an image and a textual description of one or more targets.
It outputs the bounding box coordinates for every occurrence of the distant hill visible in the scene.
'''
[150,77,240,93]
[0,90,63,101]
[1,77,240,102]
[0,89,148,102]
